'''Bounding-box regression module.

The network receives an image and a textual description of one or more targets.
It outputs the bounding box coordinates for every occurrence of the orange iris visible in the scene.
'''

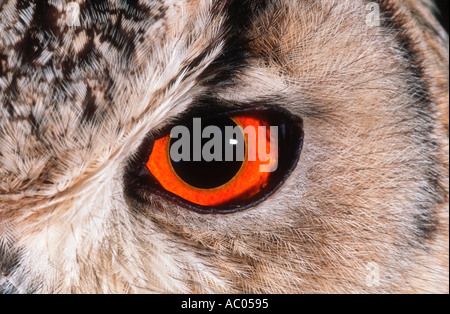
[146,115,278,207]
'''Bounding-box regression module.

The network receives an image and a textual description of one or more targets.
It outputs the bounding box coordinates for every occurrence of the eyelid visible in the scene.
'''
[124,105,304,215]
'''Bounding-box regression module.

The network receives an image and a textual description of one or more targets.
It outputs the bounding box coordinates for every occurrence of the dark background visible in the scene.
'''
[435,0,449,34]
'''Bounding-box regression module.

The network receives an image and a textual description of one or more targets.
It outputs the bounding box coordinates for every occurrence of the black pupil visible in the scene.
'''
[169,117,245,189]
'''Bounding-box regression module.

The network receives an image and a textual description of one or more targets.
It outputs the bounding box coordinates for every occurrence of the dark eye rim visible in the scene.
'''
[124,105,304,215]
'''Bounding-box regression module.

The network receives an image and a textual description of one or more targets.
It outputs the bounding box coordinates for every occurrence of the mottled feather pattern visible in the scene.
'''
[0,0,448,293]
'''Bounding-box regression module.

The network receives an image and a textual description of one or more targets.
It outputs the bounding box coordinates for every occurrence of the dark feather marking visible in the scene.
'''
[81,86,97,123]
[185,0,269,88]
[0,245,20,294]
[79,0,163,62]
[0,49,7,77]
[14,1,60,65]
[2,0,166,119]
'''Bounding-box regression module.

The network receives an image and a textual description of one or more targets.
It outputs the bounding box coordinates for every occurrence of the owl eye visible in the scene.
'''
[128,107,303,214]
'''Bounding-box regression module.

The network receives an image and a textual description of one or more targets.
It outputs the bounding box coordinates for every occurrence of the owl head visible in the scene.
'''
[0,0,448,294]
